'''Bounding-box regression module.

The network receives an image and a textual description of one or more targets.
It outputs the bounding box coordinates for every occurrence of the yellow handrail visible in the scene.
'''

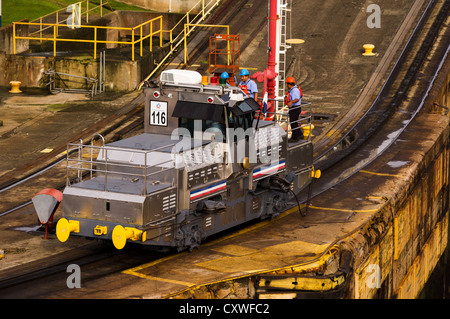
[13,16,163,61]
[11,0,224,90]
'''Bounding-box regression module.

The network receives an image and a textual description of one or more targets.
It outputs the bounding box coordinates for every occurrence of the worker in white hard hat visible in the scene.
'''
[238,69,258,101]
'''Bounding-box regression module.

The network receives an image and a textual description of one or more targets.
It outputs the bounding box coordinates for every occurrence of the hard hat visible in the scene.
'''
[286,76,295,83]
[240,69,250,76]
[220,72,229,79]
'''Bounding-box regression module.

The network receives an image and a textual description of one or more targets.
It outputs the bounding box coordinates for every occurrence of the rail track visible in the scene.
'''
[0,0,448,298]
[0,243,165,298]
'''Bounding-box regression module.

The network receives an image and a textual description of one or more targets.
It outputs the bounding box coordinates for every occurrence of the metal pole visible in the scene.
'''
[99,51,102,93]
[0,0,2,27]
[267,0,278,100]
[102,51,106,92]
[143,152,147,195]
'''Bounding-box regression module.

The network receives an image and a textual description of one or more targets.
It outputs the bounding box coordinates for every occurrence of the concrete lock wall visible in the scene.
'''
[168,65,450,300]
[114,0,202,13]
[0,20,29,55]
[0,11,180,92]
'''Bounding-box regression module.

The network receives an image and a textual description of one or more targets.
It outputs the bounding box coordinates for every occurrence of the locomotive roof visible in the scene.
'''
[106,133,211,152]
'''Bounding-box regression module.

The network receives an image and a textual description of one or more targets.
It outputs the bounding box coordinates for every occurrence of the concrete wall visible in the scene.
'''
[0,52,47,87]
[0,11,178,92]
[0,49,168,92]
[114,0,202,13]
[0,20,29,54]
[167,61,450,300]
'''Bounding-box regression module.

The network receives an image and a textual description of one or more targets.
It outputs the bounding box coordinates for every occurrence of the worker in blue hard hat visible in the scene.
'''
[219,72,230,86]
[238,69,258,101]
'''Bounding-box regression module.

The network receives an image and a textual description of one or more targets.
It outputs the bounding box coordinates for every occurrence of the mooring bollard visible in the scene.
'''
[9,81,22,93]
[362,44,376,56]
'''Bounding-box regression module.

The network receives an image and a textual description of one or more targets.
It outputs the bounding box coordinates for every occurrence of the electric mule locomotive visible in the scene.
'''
[54,69,316,251]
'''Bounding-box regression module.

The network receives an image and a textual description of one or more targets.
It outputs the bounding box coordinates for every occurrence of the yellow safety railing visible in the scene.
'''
[13,16,163,61]
[11,0,225,88]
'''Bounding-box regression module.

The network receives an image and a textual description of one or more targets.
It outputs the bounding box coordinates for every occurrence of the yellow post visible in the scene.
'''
[94,26,97,59]
[202,0,205,18]
[86,0,89,23]
[53,25,57,57]
[40,18,43,43]
[13,23,16,54]
[170,30,173,51]
[184,25,187,65]
[100,0,103,16]
[150,22,153,52]
[160,16,163,47]
[56,11,59,37]
[140,25,143,56]
[132,28,135,61]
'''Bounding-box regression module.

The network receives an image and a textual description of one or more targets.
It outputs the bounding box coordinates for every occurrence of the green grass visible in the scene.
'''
[3,0,61,25]
[2,0,150,26]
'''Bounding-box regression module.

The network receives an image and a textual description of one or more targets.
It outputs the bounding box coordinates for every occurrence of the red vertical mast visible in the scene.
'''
[267,0,278,102]
[252,0,278,117]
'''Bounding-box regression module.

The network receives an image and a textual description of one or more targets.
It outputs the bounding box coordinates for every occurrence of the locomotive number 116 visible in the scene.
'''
[150,101,168,127]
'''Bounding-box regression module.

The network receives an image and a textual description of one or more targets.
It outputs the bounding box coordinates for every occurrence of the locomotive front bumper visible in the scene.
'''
[56,217,147,249]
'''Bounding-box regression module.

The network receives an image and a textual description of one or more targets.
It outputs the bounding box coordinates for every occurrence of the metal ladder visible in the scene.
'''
[277,0,291,111]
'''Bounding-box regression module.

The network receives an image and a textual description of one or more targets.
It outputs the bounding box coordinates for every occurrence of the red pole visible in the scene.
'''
[267,0,278,114]
[251,0,278,117]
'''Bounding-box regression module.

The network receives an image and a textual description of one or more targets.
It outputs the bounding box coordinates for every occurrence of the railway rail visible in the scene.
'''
[0,0,448,298]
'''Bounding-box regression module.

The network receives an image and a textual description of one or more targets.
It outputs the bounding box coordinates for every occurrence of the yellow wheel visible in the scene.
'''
[56,218,70,242]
